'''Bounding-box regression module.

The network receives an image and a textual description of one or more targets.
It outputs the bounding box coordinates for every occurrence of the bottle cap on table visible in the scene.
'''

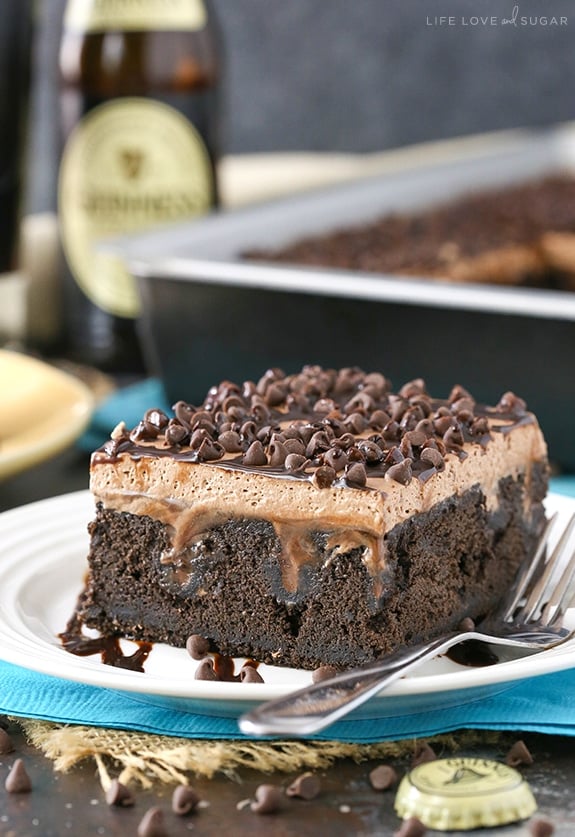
[394,757,537,831]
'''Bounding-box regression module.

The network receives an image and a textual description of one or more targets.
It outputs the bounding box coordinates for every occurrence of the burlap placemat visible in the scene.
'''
[17,720,509,789]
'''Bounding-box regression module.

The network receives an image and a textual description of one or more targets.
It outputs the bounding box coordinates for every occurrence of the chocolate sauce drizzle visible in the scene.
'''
[59,614,152,673]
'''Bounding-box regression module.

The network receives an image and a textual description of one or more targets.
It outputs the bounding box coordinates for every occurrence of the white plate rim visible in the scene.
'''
[0,489,574,707]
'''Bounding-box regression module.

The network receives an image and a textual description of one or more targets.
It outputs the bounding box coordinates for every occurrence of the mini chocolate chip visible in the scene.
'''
[312,665,340,683]
[369,764,398,791]
[496,391,527,415]
[284,438,306,456]
[5,759,31,793]
[471,416,489,435]
[382,420,401,441]
[344,392,374,414]
[218,430,243,452]
[411,742,436,767]
[137,806,168,837]
[165,420,189,446]
[285,453,307,471]
[448,384,473,404]
[383,444,402,463]
[400,436,414,459]
[173,400,195,426]
[443,425,464,449]
[240,665,265,683]
[399,379,426,399]
[434,415,454,436]
[196,438,224,462]
[404,429,427,447]
[345,412,368,434]
[172,784,201,815]
[312,465,336,489]
[243,440,268,466]
[314,397,337,414]
[386,458,413,485]
[106,779,135,807]
[451,396,475,414]
[357,439,383,464]
[186,634,210,660]
[268,440,287,467]
[190,427,211,448]
[333,432,356,450]
[368,409,390,429]
[306,430,332,457]
[459,616,476,631]
[345,462,367,487]
[265,382,287,406]
[434,405,450,417]
[285,772,321,800]
[505,739,534,767]
[0,728,14,754]
[529,816,556,836]
[251,402,271,423]
[323,448,348,472]
[250,784,283,814]
[240,420,258,443]
[400,405,425,430]
[420,447,444,469]
[222,394,244,412]
[194,658,219,681]
[394,815,427,837]
[455,408,474,425]
[130,420,158,442]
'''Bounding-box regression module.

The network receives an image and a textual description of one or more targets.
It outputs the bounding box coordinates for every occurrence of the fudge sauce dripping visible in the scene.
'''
[59,614,152,672]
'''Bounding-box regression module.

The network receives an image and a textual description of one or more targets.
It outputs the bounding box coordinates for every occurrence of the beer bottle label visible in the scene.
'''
[59,97,214,318]
[65,0,207,31]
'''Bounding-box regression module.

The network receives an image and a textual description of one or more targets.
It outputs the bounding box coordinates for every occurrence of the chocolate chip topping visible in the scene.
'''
[311,664,340,683]
[505,739,534,767]
[529,817,556,836]
[285,772,321,800]
[394,816,428,837]
[106,778,135,807]
[5,759,31,793]
[250,783,283,814]
[186,634,210,660]
[96,366,533,490]
[369,763,398,791]
[194,658,219,681]
[0,728,15,754]
[137,806,168,837]
[172,784,201,815]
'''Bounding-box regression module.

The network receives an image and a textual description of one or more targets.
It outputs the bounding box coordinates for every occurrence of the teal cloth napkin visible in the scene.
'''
[10,378,561,739]
[1,659,575,742]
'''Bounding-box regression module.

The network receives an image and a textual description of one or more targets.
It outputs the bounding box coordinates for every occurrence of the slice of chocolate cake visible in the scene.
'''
[70,366,549,670]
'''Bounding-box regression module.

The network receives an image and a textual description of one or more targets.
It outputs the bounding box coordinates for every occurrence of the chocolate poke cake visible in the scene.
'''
[249,175,575,290]
[69,366,549,670]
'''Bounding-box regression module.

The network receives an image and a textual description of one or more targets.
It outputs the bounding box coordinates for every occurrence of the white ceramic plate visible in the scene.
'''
[0,490,574,720]
[0,351,94,479]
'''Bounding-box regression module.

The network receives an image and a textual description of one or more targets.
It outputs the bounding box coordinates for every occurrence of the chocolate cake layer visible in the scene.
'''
[70,366,549,670]
[248,175,575,290]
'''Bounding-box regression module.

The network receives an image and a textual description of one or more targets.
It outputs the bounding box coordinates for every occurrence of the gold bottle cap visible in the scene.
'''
[394,757,537,831]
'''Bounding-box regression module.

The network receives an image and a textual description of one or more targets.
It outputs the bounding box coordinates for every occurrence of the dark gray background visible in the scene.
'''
[27,0,575,213]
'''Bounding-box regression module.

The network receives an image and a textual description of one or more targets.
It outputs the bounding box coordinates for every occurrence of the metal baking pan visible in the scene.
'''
[116,124,575,471]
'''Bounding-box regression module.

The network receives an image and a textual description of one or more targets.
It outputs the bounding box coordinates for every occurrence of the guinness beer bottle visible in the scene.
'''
[58,0,221,373]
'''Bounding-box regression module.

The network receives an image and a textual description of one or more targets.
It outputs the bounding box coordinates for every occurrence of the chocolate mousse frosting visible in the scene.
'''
[75,365,549,670]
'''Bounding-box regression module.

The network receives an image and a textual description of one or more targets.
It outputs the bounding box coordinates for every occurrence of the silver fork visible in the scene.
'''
[239,512,575,737]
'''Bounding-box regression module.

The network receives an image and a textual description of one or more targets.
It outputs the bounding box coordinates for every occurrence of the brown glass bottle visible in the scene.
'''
[58,0,221,374]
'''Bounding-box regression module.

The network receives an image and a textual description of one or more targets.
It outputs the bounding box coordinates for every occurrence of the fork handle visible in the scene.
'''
[239,630,473,737]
